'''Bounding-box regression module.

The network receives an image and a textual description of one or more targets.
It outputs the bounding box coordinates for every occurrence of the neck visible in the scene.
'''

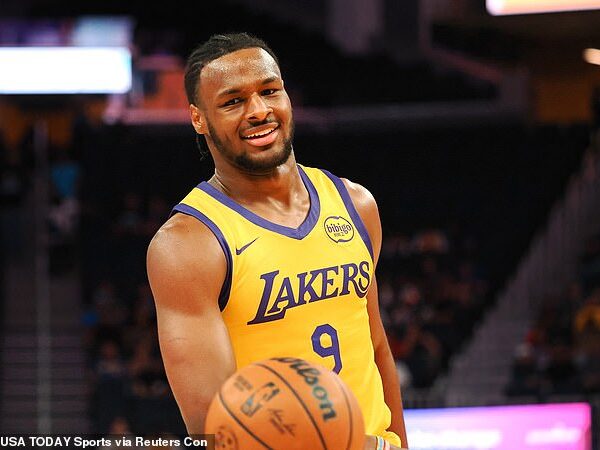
[209,152,303,206]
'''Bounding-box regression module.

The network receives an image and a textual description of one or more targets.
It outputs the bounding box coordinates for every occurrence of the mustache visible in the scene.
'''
[242,118,279,130]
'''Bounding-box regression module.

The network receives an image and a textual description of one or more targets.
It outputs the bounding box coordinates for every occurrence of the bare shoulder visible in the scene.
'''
[148,213,222,271]
[340,178,382,260]
[340,178,379,222]
[147,213,226,306]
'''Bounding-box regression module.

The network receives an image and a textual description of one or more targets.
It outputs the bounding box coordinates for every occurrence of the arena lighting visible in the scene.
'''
[583,48,600,65]
[0,47,131,94]
[487,0,600,15]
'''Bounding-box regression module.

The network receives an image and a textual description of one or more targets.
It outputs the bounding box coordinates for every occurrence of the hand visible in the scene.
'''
[363,435,407,450]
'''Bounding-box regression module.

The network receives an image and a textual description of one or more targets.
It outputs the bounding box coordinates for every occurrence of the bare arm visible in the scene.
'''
[343,179,408,449]
[147,214,236,434]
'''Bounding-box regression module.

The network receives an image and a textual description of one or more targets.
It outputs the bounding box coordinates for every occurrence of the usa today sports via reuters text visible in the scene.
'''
[0,435,211,448]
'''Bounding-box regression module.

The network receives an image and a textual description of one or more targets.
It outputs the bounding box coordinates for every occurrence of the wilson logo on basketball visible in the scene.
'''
[324,216,354,243]
[271,357,337,421]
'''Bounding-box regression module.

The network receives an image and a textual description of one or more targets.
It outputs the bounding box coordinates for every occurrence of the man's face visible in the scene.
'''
[195,47,294,173]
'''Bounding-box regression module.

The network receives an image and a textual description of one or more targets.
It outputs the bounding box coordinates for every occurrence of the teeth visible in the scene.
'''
[246,127,276,139]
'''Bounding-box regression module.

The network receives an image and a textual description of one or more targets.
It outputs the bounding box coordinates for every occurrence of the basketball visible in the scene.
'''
[205,357,365,450]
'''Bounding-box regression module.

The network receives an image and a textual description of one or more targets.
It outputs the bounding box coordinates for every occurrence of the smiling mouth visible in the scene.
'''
[242,124,279,140]
[241,124,280,147]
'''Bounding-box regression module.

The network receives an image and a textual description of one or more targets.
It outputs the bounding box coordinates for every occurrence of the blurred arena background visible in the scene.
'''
[0,0,599,448]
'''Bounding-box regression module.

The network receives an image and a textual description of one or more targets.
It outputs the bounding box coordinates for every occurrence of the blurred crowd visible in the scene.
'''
[81,190,180,434]
[2,92,592,435]
[0,126,80,270]
[506,232,600,398]
[378,228,488,388]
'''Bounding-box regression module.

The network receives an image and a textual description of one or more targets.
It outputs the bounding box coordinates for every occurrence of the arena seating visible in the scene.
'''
[505,230,600,398]
[74,121,588,431]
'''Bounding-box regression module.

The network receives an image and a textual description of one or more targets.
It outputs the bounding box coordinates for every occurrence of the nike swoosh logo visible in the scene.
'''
[235,237,259,255]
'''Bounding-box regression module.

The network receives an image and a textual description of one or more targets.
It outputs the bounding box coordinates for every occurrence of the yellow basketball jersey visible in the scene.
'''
[173,165,400,446]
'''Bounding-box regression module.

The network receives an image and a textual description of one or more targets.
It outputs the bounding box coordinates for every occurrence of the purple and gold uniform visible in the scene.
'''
[172,165,400,446]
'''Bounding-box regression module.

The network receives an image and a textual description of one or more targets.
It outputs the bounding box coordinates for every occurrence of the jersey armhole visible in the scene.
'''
[171,204,233,311]
[319,169,374,261]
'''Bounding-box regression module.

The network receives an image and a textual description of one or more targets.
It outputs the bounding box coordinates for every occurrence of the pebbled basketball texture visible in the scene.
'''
[205,357,365,450]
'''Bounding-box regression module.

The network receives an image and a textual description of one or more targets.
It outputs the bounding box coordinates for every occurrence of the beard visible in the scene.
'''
[206,119,294,173]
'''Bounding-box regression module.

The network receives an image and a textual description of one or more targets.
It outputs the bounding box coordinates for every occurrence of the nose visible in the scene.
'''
[245,93,272,123]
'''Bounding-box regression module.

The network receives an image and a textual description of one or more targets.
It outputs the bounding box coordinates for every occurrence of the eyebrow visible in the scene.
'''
[216,76,281,98]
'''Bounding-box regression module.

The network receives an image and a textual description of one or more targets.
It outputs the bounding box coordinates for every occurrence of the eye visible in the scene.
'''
[261,88,278,96]
[222,97,242,107]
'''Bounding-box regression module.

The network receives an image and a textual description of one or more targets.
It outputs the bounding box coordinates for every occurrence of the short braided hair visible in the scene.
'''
[184,32,279,106]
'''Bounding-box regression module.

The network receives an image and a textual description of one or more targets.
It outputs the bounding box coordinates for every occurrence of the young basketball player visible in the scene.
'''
[147,33,408,449]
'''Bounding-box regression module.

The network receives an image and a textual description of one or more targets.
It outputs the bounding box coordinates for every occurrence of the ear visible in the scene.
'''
[190,104,206,135]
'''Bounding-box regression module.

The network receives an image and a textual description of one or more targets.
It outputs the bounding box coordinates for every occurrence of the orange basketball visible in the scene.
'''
[205,357,365,450]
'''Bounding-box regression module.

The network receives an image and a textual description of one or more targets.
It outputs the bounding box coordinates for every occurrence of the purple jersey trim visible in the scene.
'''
[170,204,232,311]
[321,169,374,261]
[196,165,320,240]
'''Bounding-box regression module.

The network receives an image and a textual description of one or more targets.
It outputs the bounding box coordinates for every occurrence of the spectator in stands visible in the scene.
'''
[574,287,600,337]
[387,303,443,388]
[378,278,397,330]
[553,282,585,342]
[573,287,600,394]
[411,228,449,255]
[123,284,156,348]
[543,340,580,395]
[129,334,169,400]
[575,325,600,393]
[91,340,128,433]
[581,234,600,289]
[505,343,543,397]
[48,145,80,237]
